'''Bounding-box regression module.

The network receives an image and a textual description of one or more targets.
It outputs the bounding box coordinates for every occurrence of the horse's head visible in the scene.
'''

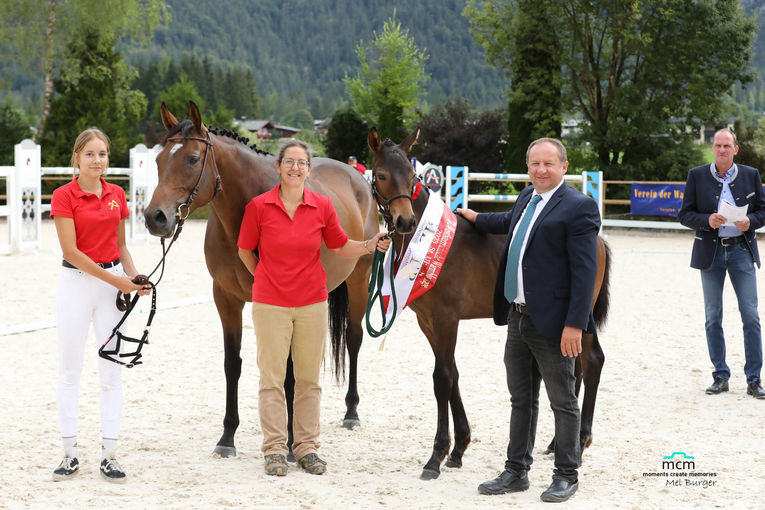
[145,101,221,237]
[369,126,420,234]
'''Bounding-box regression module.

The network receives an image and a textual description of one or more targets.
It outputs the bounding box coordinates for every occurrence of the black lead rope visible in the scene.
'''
[100,129,220,367]
[99,282,157,368]
[98,218,185,367]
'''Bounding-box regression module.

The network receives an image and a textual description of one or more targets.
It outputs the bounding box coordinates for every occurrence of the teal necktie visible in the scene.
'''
[504,194,541,303]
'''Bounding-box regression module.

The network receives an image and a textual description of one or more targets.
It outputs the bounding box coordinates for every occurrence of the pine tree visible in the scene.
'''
[38,30,146,167]
[345,17,429,140]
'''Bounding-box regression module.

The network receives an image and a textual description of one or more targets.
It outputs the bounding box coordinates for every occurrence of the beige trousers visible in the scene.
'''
[252,300,327,460]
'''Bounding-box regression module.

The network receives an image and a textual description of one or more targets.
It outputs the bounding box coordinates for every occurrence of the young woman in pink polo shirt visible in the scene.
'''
[50,128,150,484]
[238,140,389,477]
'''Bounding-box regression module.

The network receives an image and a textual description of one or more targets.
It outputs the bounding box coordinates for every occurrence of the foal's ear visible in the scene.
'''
[368,127,382,153]
[399,127,420,154]
[188,101,207,135]
[160,103,179,131]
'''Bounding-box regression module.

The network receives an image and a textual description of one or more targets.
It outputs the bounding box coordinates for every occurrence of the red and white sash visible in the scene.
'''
[381,190,457,323]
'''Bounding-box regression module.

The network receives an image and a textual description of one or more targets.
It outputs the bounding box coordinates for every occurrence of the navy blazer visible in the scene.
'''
[678,163,765,270]
[474,184,601,341]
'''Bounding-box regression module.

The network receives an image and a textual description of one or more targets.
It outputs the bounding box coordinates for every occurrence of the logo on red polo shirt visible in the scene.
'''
[108,200,120,210]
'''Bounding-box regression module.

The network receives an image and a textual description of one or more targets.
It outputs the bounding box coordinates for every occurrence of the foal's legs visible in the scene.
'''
[418,317,469,480]
[342,268,371,429]
[578,331,604,451]
[284,355,296,461]
[212,285,245,457]
[445,361,471,469]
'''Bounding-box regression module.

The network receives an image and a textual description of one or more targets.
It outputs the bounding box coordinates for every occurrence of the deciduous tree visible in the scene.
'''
[466,0,756,177]
[413,98,507,187]
[0,0,168,137]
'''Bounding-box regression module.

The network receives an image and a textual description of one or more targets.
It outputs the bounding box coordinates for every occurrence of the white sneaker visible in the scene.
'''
[100,456,127,484]
[52,456,79,481]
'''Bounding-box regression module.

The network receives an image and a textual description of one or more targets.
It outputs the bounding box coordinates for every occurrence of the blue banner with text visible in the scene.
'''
[630,183,685,216]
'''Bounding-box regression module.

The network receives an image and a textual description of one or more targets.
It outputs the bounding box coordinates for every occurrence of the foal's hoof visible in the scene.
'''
[287,450,296,463]
[420,468,440,480]
[445,456,462,468]
[342,418,361,429]
[211,445,236,458]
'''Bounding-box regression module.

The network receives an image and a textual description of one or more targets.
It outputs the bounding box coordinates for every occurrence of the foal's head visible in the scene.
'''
[368,127,420,234]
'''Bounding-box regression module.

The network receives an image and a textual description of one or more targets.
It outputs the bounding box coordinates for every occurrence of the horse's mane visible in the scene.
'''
[164,120,272,156]
[208,126,272,156]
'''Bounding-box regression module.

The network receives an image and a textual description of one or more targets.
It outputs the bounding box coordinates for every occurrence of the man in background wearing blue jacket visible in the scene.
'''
[678,128,765,399]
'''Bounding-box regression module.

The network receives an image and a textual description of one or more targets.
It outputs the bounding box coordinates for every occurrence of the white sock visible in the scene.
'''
[62,437,77,458]
[102,439,118,459]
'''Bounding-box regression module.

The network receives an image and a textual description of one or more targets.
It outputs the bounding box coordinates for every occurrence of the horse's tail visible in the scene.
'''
[328,281,349,381]
[593,238,612,329]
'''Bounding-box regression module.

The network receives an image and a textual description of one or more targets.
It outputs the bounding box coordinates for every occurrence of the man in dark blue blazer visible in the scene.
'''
[458,138,600,503]
[678,128,765,399]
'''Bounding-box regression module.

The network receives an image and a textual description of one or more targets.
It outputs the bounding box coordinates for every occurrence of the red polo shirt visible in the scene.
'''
[50,177,129,263]
[238,185,349,307]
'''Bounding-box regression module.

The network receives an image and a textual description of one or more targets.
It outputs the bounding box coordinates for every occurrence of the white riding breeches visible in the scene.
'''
[56,264,125,439]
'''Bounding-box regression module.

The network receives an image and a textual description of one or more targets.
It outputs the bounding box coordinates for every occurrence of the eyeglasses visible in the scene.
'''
[282,158,310,170]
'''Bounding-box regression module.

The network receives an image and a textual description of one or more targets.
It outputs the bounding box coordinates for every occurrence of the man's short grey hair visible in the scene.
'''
[526,137,567,163]
[713,128,738,146]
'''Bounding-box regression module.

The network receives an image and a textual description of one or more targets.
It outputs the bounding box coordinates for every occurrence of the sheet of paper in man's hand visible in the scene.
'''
[719,199,748,226]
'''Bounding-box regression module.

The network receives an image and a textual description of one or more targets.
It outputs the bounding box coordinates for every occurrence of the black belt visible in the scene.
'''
[62,258,121,269]
[719,236,745,247]
[513,302,530,316]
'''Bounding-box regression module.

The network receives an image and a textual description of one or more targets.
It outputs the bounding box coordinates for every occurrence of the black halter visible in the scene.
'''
[371,170,421,230]
[98,130,222,367]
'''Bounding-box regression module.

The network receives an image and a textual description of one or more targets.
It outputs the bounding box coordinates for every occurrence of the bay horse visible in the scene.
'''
[366,127,611,479]
[144,102,378,458]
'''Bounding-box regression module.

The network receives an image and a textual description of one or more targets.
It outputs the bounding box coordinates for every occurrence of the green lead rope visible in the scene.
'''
[365,235,397,338]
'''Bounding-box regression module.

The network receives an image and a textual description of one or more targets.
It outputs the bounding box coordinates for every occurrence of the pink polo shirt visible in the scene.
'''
[50,177,129,263]
[238,185,349,307]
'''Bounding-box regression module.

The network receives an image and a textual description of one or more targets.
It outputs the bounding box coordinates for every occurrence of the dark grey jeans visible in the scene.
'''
[503,308,580,483]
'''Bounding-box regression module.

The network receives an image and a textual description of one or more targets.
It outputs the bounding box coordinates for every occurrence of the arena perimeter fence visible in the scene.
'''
[3,142,747,255]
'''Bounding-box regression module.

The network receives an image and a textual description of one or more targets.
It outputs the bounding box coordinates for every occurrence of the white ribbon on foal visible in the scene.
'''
[380,190,457,323]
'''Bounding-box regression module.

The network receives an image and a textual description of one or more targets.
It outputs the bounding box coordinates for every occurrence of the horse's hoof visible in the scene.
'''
[420,468,440,480]
[342,418,361,429]
[211,445,236,458]
[287,451,296,463]
[445,457,462,468]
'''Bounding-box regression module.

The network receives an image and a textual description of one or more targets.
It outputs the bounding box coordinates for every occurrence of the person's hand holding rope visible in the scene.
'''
[116,274,152,312]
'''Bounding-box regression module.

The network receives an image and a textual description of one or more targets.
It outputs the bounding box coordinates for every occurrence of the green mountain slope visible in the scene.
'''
[126,0,507,116]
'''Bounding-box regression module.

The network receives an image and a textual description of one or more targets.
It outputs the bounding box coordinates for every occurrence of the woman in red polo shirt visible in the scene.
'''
[238,140,389,477]
[49,128,150,484]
